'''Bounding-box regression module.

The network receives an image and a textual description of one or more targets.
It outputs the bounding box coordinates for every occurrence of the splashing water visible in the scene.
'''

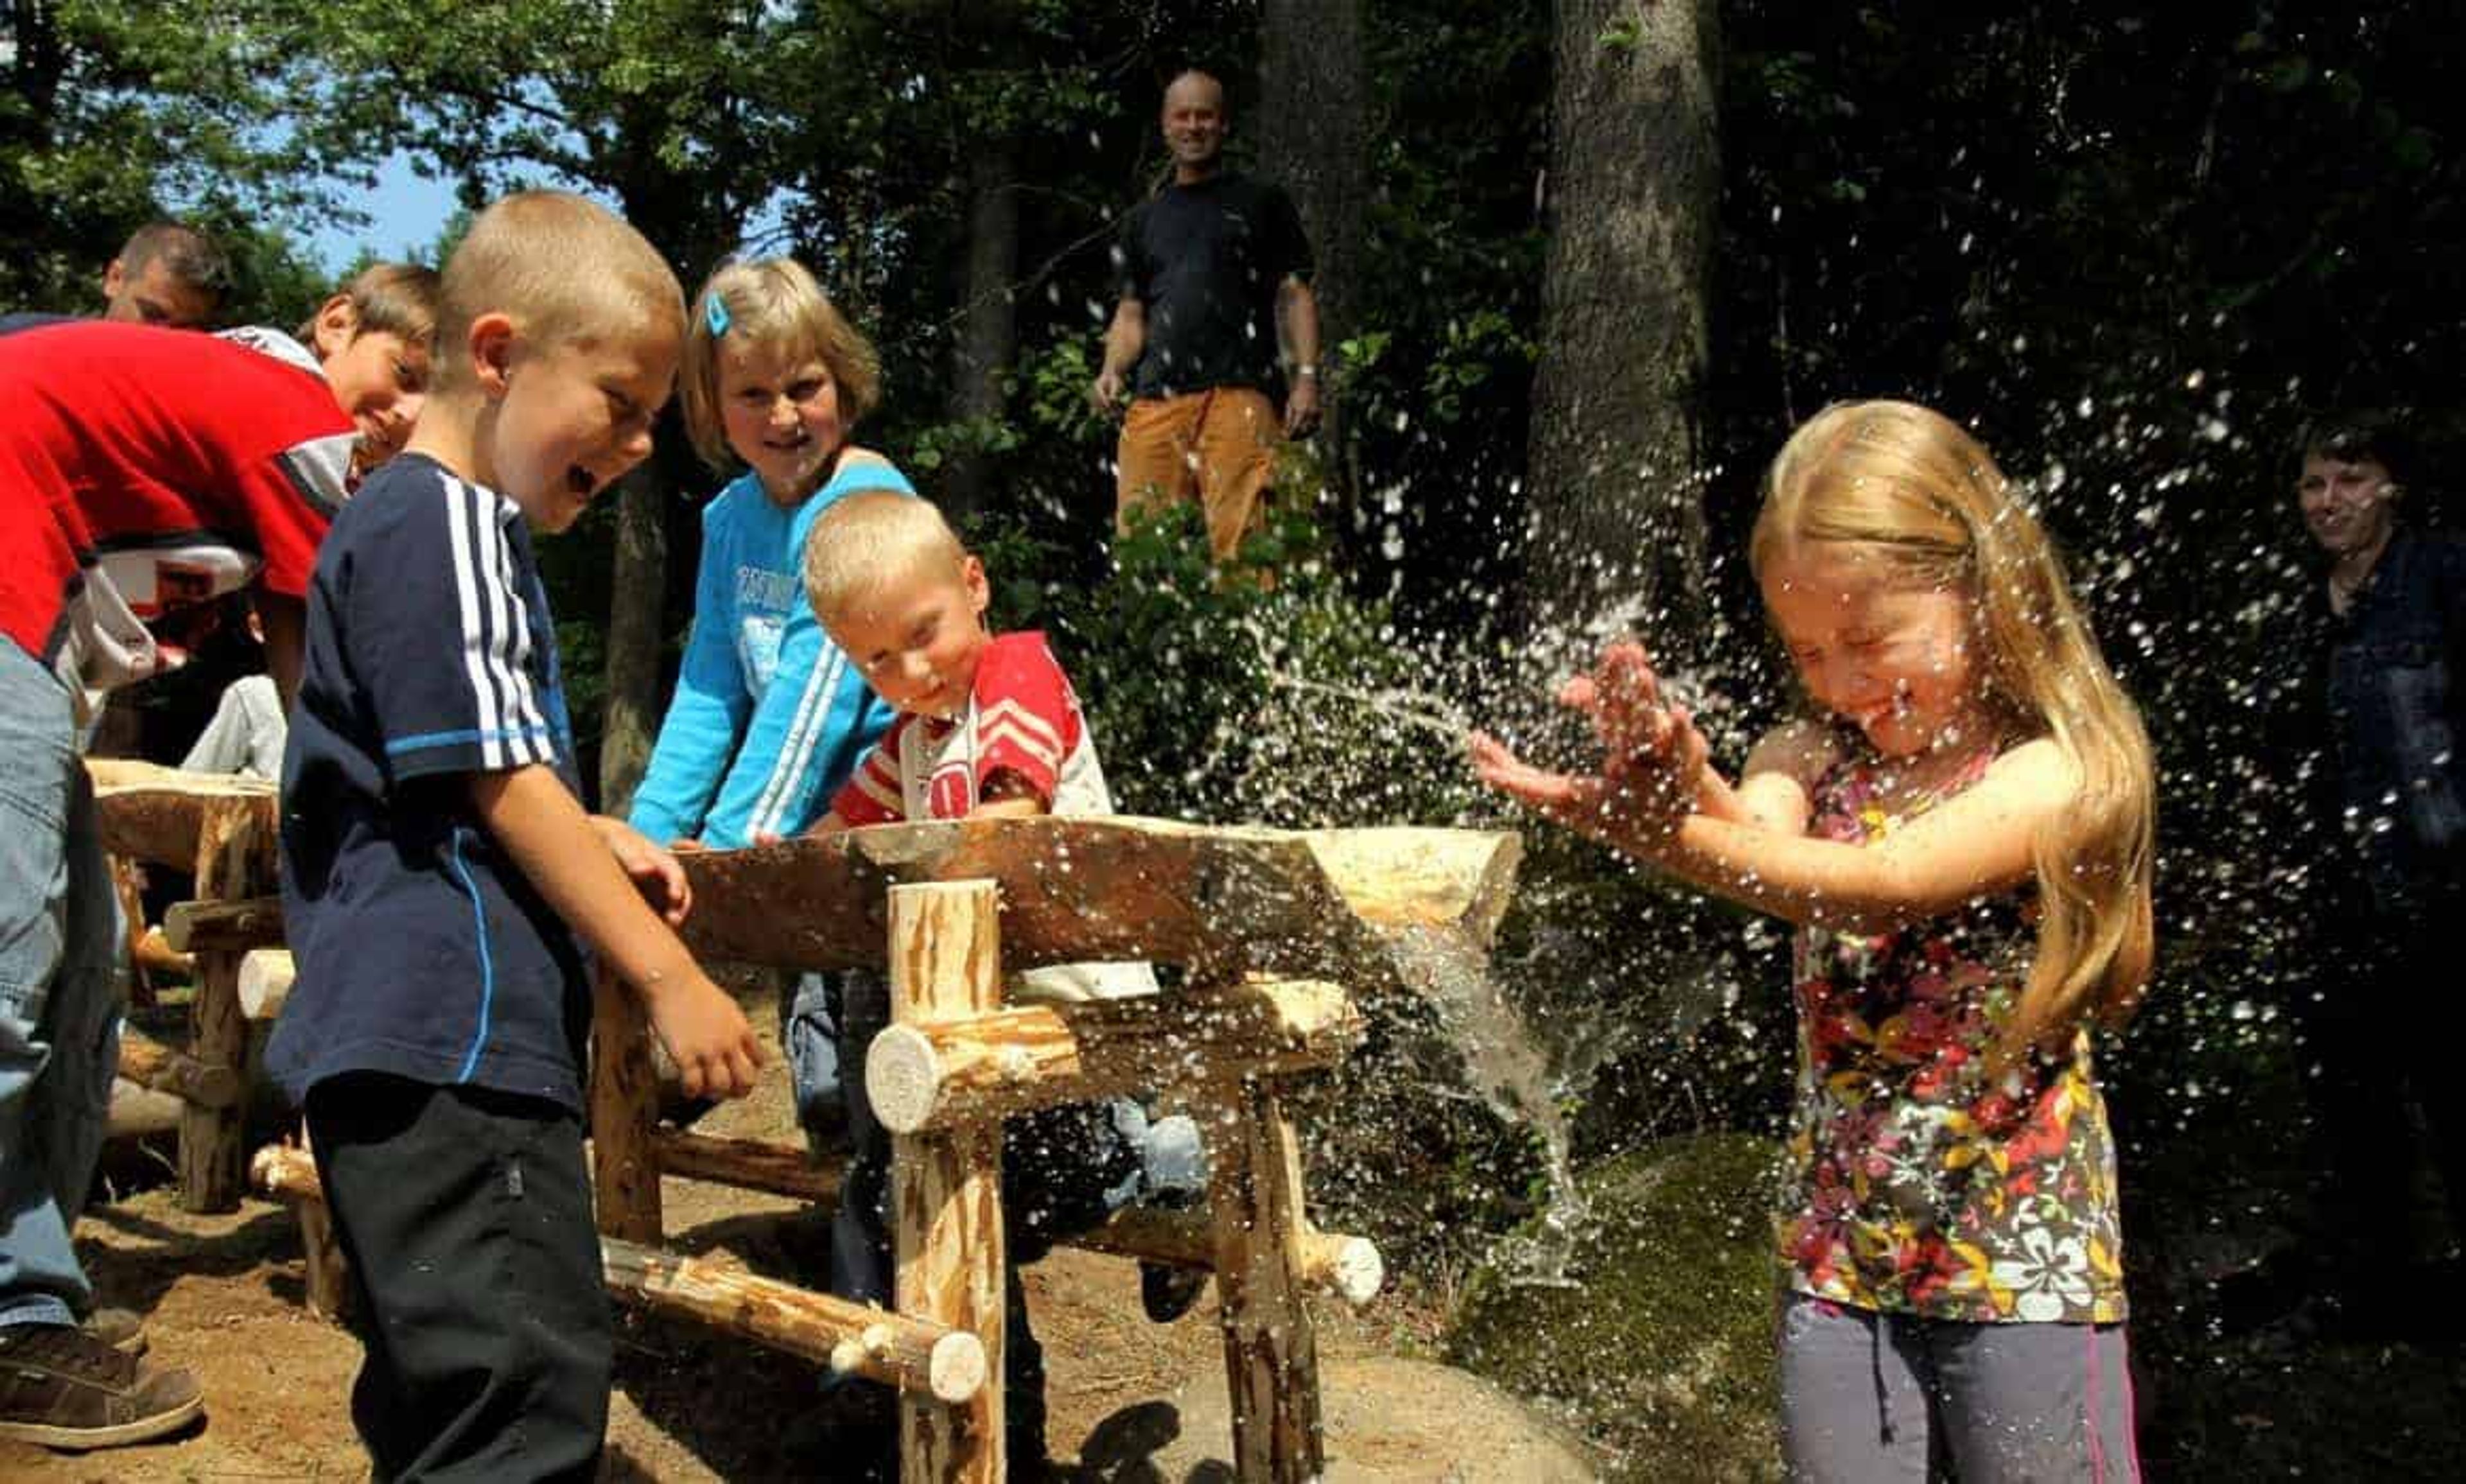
[1381,925,1591,1288]
[1261,668,1472,745]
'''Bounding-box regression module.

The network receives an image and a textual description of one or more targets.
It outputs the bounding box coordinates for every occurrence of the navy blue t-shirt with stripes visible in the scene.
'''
[269,453,593,1114]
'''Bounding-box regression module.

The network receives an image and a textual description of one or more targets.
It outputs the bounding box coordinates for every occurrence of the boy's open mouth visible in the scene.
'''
[566,466,598,498]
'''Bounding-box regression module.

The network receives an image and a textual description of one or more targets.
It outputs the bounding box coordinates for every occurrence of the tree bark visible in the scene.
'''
[598,460,668,817]
[942,141,1019,520]
[1524,0,1721,639]
[1257,0,1369,506]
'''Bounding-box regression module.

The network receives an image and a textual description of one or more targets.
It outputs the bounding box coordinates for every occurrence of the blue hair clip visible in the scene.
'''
[704,293,731,338]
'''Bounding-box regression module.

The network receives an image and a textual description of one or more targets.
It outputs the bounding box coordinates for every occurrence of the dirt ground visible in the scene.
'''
[1,1010,1444,1482]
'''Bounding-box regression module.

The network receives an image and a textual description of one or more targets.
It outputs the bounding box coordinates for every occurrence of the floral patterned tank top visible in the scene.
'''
[1778,743,2128,1325]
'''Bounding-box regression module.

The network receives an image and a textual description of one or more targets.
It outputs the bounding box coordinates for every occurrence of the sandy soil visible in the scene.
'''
[1,1017,1448,1482]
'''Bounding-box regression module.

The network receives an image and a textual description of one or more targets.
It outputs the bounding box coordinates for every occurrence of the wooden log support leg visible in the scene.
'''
[889,880,1007,1484]
[179,797,270,1212]
[590,963,665,1244]
[1204,1078,1328,1483]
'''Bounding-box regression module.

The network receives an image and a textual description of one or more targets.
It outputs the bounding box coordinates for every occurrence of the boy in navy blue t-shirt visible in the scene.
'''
[267,191,763,1480]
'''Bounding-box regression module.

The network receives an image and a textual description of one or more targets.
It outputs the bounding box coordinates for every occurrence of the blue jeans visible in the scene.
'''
[0,642,122,1329]
[782,970,843,1149]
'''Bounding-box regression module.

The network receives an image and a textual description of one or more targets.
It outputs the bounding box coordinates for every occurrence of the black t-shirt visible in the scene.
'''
[268,453,593,1114]
[1113,171,1314,399]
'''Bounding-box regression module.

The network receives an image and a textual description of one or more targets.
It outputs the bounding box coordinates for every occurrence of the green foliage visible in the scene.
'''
[1,0,335,311]
[975,498,1485,830]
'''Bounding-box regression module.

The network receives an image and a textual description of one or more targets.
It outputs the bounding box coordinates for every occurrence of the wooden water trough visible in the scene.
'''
[88,760,1523,1482]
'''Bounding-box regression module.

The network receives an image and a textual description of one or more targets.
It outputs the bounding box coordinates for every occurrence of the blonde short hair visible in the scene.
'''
[433,191,683,390]
[680,258,882,469]
[297,261,439,349]
[802,491,963,622]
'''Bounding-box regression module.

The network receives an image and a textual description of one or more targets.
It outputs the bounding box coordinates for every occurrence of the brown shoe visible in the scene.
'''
[0,1323,202,1451]
[81,1307,148,1356]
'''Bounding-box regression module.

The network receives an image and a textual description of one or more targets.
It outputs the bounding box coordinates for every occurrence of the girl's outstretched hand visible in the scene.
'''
[1469,720,1704,849]
[1559,640,1669,762]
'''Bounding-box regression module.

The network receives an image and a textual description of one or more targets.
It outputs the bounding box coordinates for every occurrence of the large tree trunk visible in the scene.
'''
[602,90,732,818]
[598,460,668,816]
[1523,0,1720,642]
[941,141,1019,520]
[1257,0,1369,507]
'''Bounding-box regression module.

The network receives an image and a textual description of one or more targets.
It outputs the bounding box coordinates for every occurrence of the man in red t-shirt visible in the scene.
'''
[0,320,356,1449]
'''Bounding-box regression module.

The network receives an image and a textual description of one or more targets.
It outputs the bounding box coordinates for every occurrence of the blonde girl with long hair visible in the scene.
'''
[1474,399,2155,1481]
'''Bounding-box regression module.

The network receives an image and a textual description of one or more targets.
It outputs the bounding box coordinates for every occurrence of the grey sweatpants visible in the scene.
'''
[1778,1292,2140,1483]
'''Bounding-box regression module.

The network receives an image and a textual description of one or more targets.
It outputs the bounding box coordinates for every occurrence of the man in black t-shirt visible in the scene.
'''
[1092,69,1321,563]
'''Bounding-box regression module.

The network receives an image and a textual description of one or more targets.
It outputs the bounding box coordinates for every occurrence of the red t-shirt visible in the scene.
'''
[832,632,1089,825]
[0,320,354,688]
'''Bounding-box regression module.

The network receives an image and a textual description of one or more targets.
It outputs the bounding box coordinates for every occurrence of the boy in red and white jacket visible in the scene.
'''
[800,491,1205,1465]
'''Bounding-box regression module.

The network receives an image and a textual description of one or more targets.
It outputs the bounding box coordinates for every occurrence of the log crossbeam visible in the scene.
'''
[163,896,286,955]
[118,1027,242,1110]
[865,978,1363,1136]
[253,1148,983,1402]
[602,1237,986,1403]
[652,1131,843,1205]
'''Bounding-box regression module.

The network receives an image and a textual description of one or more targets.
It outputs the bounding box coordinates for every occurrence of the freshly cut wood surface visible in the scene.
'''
[238,948,293,1020]
[1297,826,1523,948]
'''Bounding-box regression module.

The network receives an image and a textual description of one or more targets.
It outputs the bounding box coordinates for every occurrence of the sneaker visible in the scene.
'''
[0,1323,203,1451]
[81,1308,148,1356]
[1140,1260,1209,1324]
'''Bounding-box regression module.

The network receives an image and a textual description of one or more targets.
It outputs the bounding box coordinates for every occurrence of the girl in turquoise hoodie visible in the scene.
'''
[629,258,909,1139]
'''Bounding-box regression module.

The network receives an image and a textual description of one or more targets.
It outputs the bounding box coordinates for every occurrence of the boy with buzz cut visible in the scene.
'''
[801,489,1205,1469]
[266,191,765,1481]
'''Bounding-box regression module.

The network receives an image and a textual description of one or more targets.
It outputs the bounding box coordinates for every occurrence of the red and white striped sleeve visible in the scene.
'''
[968,633,1081,807]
